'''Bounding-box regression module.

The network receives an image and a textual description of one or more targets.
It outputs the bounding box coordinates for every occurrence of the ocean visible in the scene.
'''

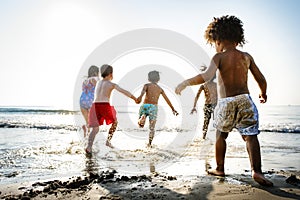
[0,105,299,185]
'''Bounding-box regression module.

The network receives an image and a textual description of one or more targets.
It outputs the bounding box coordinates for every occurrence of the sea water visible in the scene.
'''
[0,105,299,185]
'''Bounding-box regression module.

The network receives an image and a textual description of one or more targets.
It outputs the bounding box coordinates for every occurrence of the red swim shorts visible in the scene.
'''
[88,103,117,127]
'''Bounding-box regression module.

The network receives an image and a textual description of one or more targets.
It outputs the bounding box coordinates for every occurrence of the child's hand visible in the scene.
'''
[190,108,197,114]
[259,93,267,103]
[135,97,142,104]
[172,110,179,116]
[175,81,187,95]
[131,96,138,102]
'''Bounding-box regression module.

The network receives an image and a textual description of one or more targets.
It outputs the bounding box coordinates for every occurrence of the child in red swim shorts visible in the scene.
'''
[86,64,137,153]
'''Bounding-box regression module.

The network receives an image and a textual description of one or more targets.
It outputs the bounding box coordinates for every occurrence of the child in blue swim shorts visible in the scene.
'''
[136,71,178,147]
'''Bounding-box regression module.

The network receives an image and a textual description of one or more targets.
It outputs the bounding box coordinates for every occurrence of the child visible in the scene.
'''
[175,16,273,186]
[86,64,137,153]
[190,74,217,139]
[79,65,99,137]
[136,71,178,147]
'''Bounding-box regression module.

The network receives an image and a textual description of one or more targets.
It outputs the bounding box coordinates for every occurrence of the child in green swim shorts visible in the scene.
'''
[136,70,178,147]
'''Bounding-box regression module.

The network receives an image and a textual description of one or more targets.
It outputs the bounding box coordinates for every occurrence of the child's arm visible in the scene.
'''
[175,54,220,95]
[136,85,147,104]
[114,84,137,101]
[161,90,178,116]
[247,53,267,103]
[91,77,98,86]
[191,85,204,114]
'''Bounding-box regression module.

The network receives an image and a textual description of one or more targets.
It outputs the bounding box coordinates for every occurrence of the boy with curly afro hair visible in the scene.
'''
[176,15,273,186]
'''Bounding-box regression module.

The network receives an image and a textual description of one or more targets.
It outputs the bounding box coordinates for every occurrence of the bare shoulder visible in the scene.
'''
[107,81,117,89]
[212,52,223,67]
[213,52,223,60]
[158,84,164,93]
[242,52,258,68]
[242,51,254,61]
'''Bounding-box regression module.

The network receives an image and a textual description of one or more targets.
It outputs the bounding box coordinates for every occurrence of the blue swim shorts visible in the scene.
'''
[139,104,158,121]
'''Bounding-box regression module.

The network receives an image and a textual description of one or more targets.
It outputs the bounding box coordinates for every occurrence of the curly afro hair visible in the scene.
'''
[205,15,246,46]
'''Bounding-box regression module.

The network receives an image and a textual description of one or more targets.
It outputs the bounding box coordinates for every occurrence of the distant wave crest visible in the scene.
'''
[0,107,77,114]
[0,121,78,131]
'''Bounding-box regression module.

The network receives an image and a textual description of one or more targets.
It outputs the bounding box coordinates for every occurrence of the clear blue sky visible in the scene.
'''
[0,0,299,108]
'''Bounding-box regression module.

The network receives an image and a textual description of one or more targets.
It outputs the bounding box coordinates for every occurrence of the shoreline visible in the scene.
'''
[1,169,299,200]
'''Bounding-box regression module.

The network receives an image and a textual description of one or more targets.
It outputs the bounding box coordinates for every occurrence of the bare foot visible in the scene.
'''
[82,125,87,137]
[138,115,146,128]
[253,172,273,186]
[85,148,92,156]
[207,169,225,177]
[106,141,114,148]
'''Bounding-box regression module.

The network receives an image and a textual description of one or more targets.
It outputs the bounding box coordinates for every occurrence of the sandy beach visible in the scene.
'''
[1,168,300,200]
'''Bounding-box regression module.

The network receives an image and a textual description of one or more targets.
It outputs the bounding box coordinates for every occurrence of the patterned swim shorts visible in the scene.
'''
[213,94,259,135]
[139,104,158,121]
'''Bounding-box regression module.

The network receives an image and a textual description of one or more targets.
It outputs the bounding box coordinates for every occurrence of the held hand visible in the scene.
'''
[132,96,138,103]
[190,108,197,114]
[259,93,267,103]
[175,82,187,95]
[172,110,179,116]
[135,97,142,104]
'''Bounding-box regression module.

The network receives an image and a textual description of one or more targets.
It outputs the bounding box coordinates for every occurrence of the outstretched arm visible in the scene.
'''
[175,54,220,95]
[191,85,204,114]
[114,84,137,101]
[248,53,267,103]
[161,90,178,116]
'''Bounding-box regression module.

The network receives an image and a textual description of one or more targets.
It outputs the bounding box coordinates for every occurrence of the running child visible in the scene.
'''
[190,73,217,139]
[136,70,178,148]
[86,64,137,153]
[79,65,99,137]
[175,15,273,186]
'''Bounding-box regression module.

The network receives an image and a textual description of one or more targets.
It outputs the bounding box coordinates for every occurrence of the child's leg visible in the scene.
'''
[208,130,228,176]
[86,126,99,153]
[106,121,118,148]
[138,115,146,128]
[147,120,156,147]
[242,135,273,186]
[202,109,212,139]
[80,107,89,137]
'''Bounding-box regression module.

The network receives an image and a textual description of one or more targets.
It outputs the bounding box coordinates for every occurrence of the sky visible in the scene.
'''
[0,0,299,109]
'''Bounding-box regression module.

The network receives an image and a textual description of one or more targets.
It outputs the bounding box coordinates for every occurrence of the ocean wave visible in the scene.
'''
[0,107,77,114]
[260,123,300,133]
[260,128,300,133]
[0,121,78,131]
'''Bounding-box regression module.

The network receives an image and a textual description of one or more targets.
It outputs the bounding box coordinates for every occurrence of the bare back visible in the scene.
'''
[143,83,163,105]
[94,80,115,102]
[217,49,251,98]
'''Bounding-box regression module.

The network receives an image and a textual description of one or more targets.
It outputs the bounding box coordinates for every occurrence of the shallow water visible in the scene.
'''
[0,105,299,185]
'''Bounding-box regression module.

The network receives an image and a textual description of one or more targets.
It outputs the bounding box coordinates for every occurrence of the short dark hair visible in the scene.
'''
[148,71,160,83]
[205,15,245,46]
[100,64,113,78]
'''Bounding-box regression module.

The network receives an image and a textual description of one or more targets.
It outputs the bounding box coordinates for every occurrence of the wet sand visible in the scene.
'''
[1,168,300,200]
